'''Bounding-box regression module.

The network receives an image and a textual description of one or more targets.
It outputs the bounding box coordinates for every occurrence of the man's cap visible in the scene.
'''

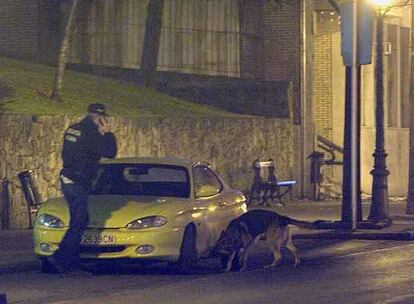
[87,103,109,116]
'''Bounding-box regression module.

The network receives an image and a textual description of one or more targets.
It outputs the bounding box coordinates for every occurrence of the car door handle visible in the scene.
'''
[219,202,227,207]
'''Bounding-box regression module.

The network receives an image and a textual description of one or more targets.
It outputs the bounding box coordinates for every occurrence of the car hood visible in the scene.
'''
[39,195,189,228]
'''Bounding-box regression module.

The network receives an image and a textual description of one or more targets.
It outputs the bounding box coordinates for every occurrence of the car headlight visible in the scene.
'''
[126,216,167,229]
[36,214,64,228]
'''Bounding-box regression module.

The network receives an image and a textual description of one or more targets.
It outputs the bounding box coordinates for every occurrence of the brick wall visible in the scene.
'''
[239,0,264,79]
[0,0,39,59]
[313,34,333,140]
[262,1,301,81]
[261,1,301,124]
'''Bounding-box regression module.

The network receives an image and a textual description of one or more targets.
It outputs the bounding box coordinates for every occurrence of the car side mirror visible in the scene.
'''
[196,184,219,198]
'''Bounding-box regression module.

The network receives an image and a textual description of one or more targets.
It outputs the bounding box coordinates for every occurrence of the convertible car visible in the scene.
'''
[33,157,247,273]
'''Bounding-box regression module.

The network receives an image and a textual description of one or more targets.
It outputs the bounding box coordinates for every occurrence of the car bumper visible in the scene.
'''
[33,226,185,262]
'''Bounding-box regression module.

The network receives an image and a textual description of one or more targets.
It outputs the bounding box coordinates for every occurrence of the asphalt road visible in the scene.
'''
[2,239,414,304]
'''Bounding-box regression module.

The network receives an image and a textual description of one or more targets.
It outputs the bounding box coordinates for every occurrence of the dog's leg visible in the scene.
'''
[239,243,254,272]
[286,241,300,267]
[225,252,236,272]
[265,245,282,269]
[286,230,301,267]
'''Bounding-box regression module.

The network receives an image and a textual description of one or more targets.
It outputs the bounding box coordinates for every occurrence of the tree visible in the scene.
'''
[141,0,164,87]
[50,0,80,101]
[327,0,340,12]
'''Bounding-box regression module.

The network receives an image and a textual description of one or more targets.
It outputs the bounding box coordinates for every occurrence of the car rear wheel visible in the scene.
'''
[175,224,197,274]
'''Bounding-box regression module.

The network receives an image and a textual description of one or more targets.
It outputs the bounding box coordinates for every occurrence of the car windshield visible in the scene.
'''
[91,164,190,198]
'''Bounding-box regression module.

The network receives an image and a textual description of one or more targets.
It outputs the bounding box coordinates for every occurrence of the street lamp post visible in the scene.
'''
[339,0,374,230]
[368,1,392,222]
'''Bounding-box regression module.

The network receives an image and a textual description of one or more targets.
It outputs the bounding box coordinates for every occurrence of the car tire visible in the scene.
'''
[39,257,58,273]
[175,224,197,274]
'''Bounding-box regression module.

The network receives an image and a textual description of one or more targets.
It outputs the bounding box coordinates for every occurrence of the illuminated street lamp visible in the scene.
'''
[371,0,392,5]
[368,0,392,222]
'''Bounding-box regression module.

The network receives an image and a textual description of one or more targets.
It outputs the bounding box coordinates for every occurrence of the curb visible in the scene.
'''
[294,231,414,241]
[392,215,414,222]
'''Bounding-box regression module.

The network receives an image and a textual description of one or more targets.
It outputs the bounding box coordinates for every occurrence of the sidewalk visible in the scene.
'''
[276,199,414,241]
[1,200,414,273]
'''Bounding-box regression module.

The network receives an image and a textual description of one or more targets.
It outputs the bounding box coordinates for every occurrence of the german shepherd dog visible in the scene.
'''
[213,209,315,272]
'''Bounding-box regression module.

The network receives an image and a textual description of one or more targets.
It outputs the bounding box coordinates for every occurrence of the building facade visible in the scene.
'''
[312,0,411,197]
[0,0,411,199]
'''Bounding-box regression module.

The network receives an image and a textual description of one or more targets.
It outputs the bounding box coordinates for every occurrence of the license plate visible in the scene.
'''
[81,233,116,245]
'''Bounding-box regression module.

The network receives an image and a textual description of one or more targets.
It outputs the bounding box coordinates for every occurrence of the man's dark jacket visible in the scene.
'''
[60,116,117,189]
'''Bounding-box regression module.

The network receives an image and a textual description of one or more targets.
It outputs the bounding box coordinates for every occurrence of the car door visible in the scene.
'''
[192,164,229,255]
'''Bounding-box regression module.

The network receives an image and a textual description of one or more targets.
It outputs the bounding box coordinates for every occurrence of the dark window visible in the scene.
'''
[91,164,190,198]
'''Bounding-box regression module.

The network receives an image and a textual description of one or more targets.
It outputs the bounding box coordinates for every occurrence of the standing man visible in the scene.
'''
[47,103,117,274]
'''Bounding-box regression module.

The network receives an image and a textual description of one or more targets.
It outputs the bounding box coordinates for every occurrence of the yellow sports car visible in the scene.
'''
[34,157,247,273]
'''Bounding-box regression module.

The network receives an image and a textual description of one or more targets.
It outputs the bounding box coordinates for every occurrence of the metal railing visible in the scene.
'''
[308,135,344,200]
[317,135,343,166]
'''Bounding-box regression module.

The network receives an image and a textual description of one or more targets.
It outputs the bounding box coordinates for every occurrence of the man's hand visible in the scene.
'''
[97,117,111,135]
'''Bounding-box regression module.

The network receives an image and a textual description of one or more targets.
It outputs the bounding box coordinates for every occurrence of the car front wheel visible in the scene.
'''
[175,224,197,274]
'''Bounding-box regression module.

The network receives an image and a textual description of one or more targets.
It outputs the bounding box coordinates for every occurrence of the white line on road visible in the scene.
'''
[321,242,414,261]
[374,293,414,304]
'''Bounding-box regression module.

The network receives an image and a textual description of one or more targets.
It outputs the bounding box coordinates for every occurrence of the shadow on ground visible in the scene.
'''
[80,239,349,276]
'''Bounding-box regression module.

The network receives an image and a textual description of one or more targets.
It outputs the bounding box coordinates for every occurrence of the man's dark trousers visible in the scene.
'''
[51,182,88,271]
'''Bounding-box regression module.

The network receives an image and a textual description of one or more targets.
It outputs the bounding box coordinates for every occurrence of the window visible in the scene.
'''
[193,165,222,197]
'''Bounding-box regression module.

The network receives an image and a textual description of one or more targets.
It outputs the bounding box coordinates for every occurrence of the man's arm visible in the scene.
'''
[98,132,117,158]
[89,117,117,158]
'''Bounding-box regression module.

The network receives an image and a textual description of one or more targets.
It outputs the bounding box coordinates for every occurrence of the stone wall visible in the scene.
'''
[0,114,294,229]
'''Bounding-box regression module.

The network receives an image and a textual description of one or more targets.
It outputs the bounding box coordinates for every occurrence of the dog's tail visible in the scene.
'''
[281,215,316,229]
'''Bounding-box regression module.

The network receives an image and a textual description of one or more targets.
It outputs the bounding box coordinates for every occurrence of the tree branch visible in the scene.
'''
[327,0,340,13]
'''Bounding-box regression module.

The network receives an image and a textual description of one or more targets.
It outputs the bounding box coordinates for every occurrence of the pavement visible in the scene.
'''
[1,199,414,274]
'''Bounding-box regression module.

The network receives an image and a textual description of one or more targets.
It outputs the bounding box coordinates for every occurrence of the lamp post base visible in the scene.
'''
[369,158,391,222]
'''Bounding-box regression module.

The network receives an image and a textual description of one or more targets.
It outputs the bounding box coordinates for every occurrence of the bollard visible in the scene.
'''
[0,293,7,304]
